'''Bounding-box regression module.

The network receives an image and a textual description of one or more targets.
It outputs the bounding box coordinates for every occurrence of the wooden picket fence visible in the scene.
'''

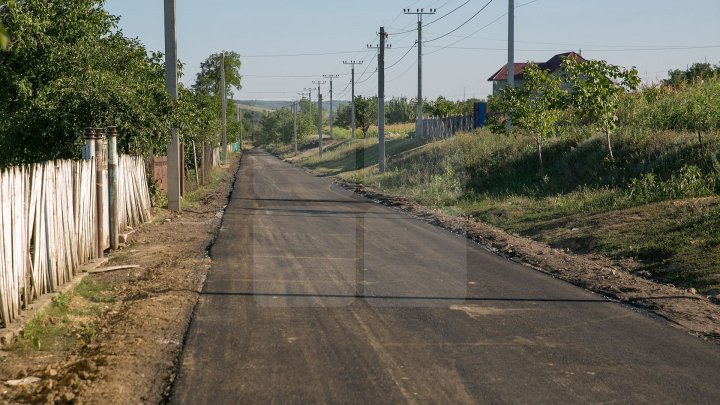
[0,155,151,328]
[118,155,152,230]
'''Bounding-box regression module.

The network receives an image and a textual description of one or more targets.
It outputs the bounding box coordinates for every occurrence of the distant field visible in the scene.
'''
[235,102,273,113]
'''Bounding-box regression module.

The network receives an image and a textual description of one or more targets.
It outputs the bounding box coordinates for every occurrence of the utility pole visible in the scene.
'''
[238,104,244,147]
[508,0,515,89]
[323,74,340,140]
[312,80,326,157]
[220,52,227,163]
[163,0,181,212]
[343,60,363,140]
[293,97,300,154]
[507,0,515,130]
[304,87,313,102]
[404,8,436,138]
[369,28,391,173]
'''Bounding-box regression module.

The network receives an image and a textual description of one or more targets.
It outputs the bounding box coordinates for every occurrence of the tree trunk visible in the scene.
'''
[697,131,705,156]
[605,128,614,161]
[536,135,544,175]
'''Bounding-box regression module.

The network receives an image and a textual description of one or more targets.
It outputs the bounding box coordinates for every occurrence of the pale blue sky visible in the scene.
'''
[104,0,720,101]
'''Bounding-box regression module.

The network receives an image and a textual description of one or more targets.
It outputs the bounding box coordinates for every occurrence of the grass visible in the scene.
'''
[181,152,239,210]
[280,126,720,294]
[12,278,115,353]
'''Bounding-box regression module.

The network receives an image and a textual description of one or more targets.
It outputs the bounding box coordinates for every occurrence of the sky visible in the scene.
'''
[103,0,720,101]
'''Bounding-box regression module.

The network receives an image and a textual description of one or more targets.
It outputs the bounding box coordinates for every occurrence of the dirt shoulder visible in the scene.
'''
[0,155,241,404]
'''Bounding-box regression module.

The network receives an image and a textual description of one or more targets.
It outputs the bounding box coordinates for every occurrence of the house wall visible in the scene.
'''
[492,80,525,96]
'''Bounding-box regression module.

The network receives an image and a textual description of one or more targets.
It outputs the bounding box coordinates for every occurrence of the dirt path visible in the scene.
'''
[0,156,241,404]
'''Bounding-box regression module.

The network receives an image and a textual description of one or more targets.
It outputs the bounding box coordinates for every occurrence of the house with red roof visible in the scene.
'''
[487,51,586,95]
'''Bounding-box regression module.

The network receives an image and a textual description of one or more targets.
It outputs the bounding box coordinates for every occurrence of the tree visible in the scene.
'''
[193,52,242,97]
[563,58,640,161]
[335,102,352,128]
[0,0,174,166]
[489,63,564,172]
[354,96,377,138]
[666,63,719,87]
[386,97,415,124]
[427,96,459,117]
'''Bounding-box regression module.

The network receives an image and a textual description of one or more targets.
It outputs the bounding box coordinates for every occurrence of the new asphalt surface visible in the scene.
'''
[171,149,720,404]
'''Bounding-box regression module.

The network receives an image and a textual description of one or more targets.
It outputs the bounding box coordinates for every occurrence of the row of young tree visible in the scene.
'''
[0,0,243,168]
[490,57,720,171]
[489,57,641,168]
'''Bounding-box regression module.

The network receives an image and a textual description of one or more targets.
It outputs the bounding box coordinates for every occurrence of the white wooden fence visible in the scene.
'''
[0,154,152,328]
[415,115,474,139]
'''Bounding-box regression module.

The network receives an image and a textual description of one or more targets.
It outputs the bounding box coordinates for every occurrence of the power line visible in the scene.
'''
[425,0,496,44]
[424,44,720,52]
[424,0,472,27]
[387,43,417,69]
[243,73,348,78]
[425,0,538,56]
[387,59,418,83]
[356,68,378,85]
[241,50,367,58]
[356,53,377,81]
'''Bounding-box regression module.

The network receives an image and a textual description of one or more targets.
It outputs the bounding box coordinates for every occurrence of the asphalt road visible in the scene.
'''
[171,149,720,404]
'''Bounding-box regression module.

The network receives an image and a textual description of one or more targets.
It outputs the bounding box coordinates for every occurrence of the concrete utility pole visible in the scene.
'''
[221,52,227,163]
[304,87,313,102]
[235,103,242,149]
[323,74,339,140]
[312,80,326,157]
[296,92,305,153]
[292,99,298,154]
[368,27,391,173]
[164,0,181,212]
[508,0,515,89]
[107,127,119,251]
[404,8,436,138]
[343,60,363,140]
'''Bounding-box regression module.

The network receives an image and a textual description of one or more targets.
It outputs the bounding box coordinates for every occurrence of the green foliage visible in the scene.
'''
[254,102,315,146]
[666,62,720,87]
[0,0,173,166]
[386,97,416,124]
[192,51,242,97]
[0,21,8,50]
[562,57,641,160]
[354,96,378,138]
[628,165,717,204]
[489,63,565,170]
[424,96,479,117]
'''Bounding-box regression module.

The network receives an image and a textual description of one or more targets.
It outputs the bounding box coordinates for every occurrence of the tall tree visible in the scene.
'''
[0,0,173,166]
[193,52,242,97]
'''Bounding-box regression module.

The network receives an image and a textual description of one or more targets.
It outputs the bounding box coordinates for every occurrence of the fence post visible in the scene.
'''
[180,142,185,197]
[94,128,106,258]
[83,128,96,160]
[107,127,119,250]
